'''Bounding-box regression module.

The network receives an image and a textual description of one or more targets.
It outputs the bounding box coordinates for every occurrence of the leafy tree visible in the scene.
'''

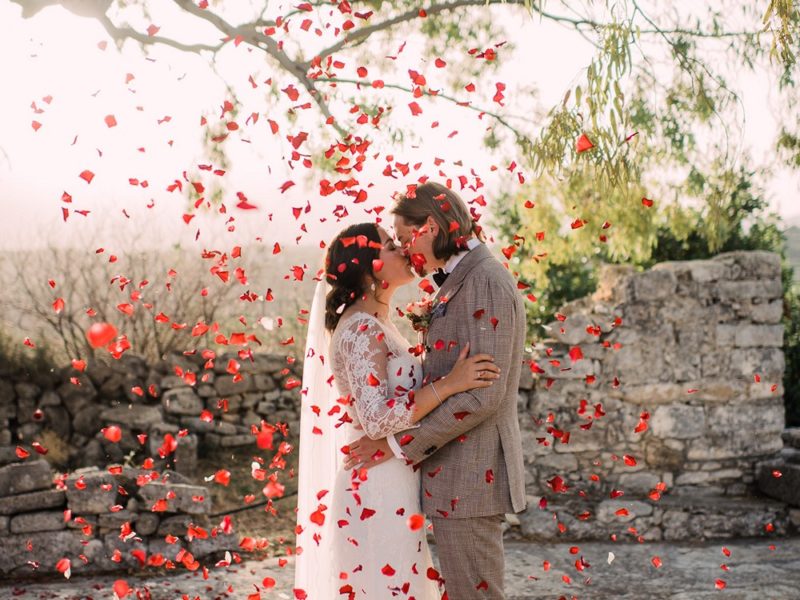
[7,0,799,207]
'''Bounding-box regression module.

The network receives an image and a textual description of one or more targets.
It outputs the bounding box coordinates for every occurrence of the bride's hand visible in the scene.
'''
[444,342,500,394]
[343,435,392,471]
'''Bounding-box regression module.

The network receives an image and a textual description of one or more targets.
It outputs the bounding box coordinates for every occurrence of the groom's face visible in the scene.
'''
[392,214,440,276]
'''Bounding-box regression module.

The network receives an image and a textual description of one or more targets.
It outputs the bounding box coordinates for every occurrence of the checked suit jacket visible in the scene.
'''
[395,243,527,519]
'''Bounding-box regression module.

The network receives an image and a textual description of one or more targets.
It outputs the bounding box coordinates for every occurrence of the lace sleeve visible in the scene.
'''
[335,315,416,440]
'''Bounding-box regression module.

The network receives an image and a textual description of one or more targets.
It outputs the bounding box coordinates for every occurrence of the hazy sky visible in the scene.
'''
[0,1,797,255]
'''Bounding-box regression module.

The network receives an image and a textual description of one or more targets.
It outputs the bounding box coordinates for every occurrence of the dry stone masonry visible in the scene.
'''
[0,351,301,577]
[516,251,797,541]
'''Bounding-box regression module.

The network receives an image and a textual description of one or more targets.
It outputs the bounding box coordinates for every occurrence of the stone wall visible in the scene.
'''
[515,251,794,541]
[0,352,302,473]
[0,352,301,577]
[0,459,237,577]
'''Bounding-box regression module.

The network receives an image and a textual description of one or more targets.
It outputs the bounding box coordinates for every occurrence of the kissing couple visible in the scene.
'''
[294,182,527,599]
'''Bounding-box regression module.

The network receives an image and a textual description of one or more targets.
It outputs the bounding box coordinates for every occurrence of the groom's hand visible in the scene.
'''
[343,435,392,470]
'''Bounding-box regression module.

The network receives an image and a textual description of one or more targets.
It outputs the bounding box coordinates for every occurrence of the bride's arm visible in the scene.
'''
[338,317,498,439]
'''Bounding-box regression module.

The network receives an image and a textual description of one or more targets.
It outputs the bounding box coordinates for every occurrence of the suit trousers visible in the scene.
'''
[431,514,506,600]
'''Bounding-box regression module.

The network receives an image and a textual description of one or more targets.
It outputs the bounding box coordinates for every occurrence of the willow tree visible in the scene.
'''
[9,1,800,280]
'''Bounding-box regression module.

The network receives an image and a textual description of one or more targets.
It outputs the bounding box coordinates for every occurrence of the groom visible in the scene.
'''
[344,182,527,599]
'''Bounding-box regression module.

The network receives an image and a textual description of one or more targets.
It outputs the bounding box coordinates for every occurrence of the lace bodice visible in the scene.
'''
[330,311,422,440]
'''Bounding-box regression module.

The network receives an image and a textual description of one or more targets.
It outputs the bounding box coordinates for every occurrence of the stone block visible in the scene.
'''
[715,279,783,301]
[214,375,253,397]
[632,269,677,301]
[0,530,87,575]
[10,510,66,534]
[758,462,800,507]
[0,460,53,497]
[135,512,160,536]
[617,472,663,495]
[548,313,598,345]
[748,300,783,324]
[597,499,653,523]
[15,382,40,401]
[734,325,784,347]
[707,400,785,436]
[650,404,706,439]
[65,470,119,514]
[713,250,781,280]
[137,482,212,514]
[716,324,737,346]
[162,387,203,416]
[687,433,783,461]
[0,489,65,515]
[189,531,239,557]
[686,260,727,283]
[100,404,163,429]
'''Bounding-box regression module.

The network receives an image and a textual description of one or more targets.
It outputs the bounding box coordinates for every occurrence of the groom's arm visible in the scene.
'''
[390,269,520,465]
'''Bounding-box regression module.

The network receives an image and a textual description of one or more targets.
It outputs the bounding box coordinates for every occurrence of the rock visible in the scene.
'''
[617,472,664,495]
[65,470,119,514]
[596,499,653,523]
[100,404,163,429]
[98,509,135,529]
[758,462,800,507]
[715,279,783,300]
[783,428,800,450]
[0,530,88,575]
[100,533,148,570]
[713,250,781,280]
[214,375,253,396]
[38,390,62,407]
[10,510,66,533]
[179,417,237,435]
[205,433,254,448]
[43,405,71,441]
[650,404,706,439]
[748,300,783,324]
[0,380,15,404]
[0,489,65,515]
[685,259,727,283]
[189,531,238,557]
[632,269,677,301]
[73,405,101,436]
[162,388,203,416]
[135,512,160,536]
[58,377,98,416]
[157,514,194,536]
[253,374,277,392]
[0,460,53,497]
[734,324,784,347]
[14,382,40,401]
[707,400,785,437]
[137,482,212,514]
[174,433,199,475]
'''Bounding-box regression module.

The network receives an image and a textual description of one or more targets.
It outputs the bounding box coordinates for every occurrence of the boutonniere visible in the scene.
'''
[405,296,447,333]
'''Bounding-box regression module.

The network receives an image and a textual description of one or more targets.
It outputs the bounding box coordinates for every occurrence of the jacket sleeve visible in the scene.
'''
[393,272,520,465]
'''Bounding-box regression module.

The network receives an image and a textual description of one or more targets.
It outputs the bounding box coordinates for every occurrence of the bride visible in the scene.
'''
[294,222,500,599]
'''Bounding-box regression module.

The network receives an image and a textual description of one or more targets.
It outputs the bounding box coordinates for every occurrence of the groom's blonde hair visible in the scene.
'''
[391,182,482,261]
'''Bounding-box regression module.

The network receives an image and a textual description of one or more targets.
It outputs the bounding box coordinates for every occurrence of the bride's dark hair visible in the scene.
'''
[324,222,382,332]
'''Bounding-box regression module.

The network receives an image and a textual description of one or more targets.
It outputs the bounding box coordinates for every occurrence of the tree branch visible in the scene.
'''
[313,76,534,136]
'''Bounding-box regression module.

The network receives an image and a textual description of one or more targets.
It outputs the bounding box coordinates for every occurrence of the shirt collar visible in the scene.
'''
[443,237,481,274]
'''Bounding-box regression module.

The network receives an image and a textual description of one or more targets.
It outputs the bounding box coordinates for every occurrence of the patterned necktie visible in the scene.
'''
[432,268,449,287]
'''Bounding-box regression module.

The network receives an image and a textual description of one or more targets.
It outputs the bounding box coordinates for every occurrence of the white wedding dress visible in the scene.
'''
[298,309,441,599]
